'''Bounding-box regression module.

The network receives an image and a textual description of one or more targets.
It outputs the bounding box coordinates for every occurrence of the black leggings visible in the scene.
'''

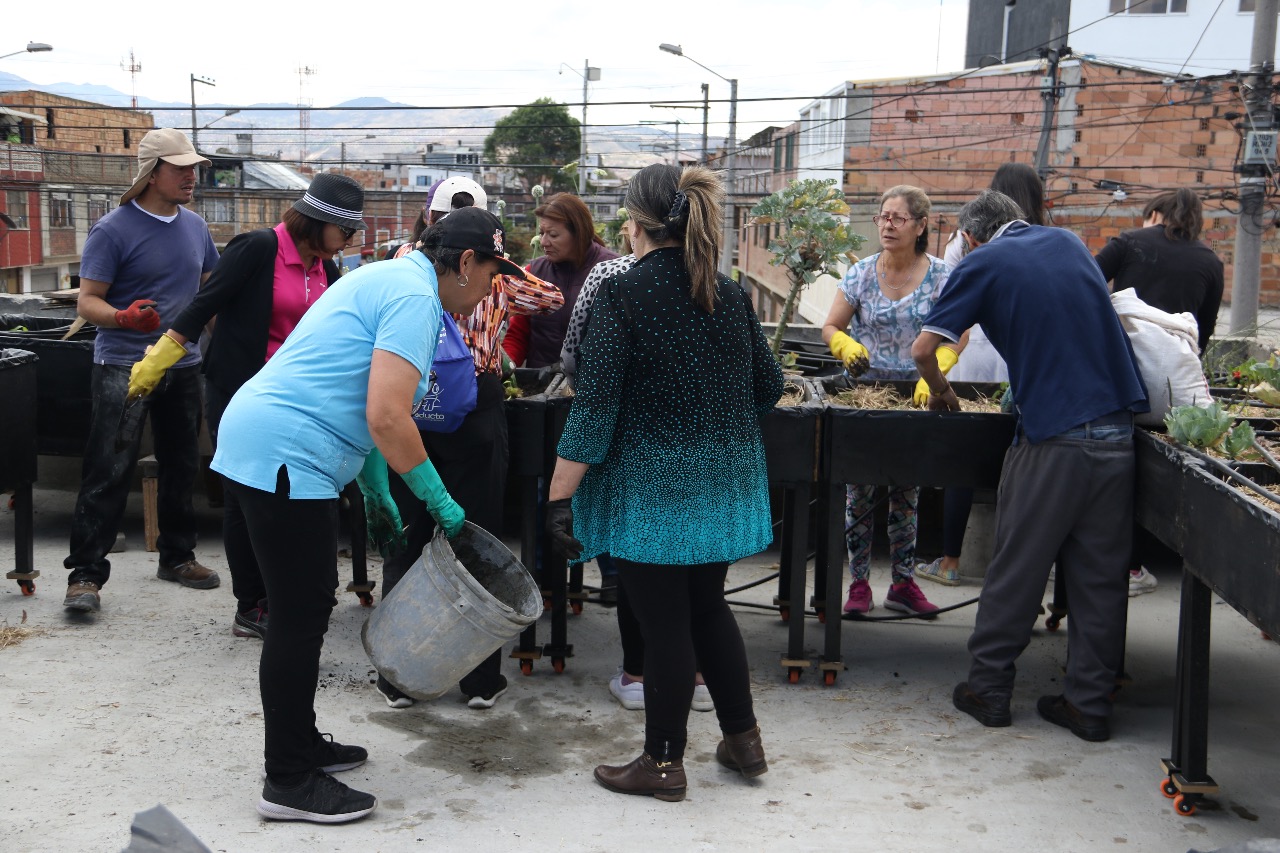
[943,487,974,558]
[616,559,756,762]
[226,467,338,782]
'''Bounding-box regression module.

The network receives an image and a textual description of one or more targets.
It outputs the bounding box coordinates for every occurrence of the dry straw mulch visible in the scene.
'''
[829,385,1001,413]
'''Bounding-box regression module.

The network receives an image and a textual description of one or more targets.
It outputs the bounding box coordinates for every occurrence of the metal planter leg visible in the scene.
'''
[1160,567,1217,816]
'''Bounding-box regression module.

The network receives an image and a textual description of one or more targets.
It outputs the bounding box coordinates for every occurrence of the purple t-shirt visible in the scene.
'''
[79,202,219,367]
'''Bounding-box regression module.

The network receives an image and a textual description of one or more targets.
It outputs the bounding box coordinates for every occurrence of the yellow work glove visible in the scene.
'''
[913,346,960,406]
[829,331,871,377]
[127,333,187,401]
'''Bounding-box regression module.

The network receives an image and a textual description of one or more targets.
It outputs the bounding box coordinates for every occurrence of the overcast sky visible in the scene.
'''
[4,0,970,146]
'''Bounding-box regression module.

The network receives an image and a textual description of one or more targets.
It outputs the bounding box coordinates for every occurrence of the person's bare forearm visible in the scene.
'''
[549,457,588,501]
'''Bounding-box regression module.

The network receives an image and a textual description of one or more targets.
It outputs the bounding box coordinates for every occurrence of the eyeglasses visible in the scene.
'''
[339,226,358,240]
[872,214,919,229]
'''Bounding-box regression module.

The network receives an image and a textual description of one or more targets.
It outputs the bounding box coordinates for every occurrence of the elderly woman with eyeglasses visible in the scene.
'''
[821,184,952,618]
[125,173,365,641]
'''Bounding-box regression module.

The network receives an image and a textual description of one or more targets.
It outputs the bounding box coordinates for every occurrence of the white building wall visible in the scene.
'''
[1071,0,1264,74]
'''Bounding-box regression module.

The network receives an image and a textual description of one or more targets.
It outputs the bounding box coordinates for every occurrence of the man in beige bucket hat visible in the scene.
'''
[63,128,222,614]
[119,127,211,205]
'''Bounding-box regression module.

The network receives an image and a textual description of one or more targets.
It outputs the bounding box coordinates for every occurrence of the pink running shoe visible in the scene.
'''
[843,579,874,614]
[885,578,940,620]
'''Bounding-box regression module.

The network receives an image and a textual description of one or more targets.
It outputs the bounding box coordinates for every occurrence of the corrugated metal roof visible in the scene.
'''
[0,106,47,124]
[242,160,310,191]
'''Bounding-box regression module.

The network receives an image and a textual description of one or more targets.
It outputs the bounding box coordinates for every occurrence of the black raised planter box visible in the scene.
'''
[762,378,822,486]
[819,378,1015,489]
[1135,430,1280,637]
[0,348,38,488]
[0,315,96,456]
[0,348,38,588]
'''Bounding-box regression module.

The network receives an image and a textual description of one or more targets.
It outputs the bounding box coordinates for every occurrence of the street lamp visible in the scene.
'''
[559,60,600,195]
[0,42,53,61]
[340,134,377,174]
[659,43,738,277]
[190,74,216,153]
[199,109,240,130]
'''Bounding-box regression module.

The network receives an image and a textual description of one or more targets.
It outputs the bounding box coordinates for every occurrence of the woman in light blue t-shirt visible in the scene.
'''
[212,208,527,826]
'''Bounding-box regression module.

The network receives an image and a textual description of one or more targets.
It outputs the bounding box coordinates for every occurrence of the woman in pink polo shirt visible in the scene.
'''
[126,173,365,639]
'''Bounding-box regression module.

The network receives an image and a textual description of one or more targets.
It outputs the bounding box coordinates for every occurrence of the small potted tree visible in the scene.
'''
[749,178,864,364]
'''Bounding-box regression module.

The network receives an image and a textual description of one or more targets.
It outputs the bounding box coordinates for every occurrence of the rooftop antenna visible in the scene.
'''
[297,64,316,165]
[120,49,142,109]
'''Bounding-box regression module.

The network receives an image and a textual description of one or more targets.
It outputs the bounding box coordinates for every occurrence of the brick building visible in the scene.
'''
[0,92,153,292]
[737,58,1268,325]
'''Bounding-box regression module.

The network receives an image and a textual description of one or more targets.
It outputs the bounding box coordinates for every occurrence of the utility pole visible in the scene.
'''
[579,60,600,196]
[701,83,710,164]
[190,74,214,153]
[723,77,738,278]
[1230,0,1279,335]
[1033,46,1067,179]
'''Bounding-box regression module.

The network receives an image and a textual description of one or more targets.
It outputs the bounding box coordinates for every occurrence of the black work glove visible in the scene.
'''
[545,498,583,562]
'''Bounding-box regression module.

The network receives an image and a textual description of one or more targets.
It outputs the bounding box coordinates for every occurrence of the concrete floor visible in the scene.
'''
[2,478,1279,853]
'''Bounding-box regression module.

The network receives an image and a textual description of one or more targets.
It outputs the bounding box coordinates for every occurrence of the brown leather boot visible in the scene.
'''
[594,753,686,802]
[157,559,221,590]
[716,726,768,778]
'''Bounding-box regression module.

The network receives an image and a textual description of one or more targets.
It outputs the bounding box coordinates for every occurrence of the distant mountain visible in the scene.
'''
[0,73,709,169]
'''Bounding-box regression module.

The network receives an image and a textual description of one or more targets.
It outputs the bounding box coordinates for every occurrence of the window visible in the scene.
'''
[1240,0,1255,10]
[87,195,109,226]
[5,191,29,229]
[49,192,74,228]
[773,138,782,173]
[416,175,430,187]
[784,134,795,171]
[45,109,55,140]
[1110,0,1187,12]
[123,128,132,149]
[201,198,233,223]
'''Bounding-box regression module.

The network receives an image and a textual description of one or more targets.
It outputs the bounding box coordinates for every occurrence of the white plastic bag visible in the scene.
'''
[1112,288,1211,426]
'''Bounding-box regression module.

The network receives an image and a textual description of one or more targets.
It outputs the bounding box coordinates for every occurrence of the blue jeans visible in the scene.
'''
[65,363,203,587]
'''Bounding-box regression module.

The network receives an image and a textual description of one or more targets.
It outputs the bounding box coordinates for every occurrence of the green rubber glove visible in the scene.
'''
[829,331,871,377]
[355,448,406,558]
[913,346,960,407]
[402,458,466,538]
[127,333,186,401]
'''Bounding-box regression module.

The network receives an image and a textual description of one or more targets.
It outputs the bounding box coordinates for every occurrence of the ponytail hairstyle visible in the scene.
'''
[1143,188,1203,242]
[625,163,724,312]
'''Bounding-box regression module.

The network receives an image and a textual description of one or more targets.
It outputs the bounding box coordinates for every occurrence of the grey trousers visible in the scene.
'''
[967,432,1134,718]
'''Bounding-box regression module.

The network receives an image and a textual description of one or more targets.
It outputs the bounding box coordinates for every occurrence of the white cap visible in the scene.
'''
[429,176,488,214]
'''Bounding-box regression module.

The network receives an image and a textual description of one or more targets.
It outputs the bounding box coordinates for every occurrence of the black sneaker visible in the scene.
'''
[465,675,509,710]
[1037,694,1110,742]
[952,682,1012,727]
[314,733,367,773]
[258,770,376,824]
[376,675,414,709]
[232,607,268,640]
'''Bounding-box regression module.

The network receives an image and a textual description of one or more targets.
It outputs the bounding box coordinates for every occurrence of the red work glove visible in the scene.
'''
[115,299,161,332]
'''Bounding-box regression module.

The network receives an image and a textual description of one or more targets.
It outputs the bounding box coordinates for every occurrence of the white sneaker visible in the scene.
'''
[691,683,714,713]
[1129,567,1158,597]
[609,668,645,710]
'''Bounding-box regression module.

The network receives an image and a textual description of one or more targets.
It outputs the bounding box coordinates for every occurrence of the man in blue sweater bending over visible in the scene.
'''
[911,189,1148,742]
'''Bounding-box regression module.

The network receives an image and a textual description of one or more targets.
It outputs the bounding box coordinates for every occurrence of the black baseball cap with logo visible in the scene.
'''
[433,207,526,280]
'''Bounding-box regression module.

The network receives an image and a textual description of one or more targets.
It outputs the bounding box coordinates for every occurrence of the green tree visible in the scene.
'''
[484,98,581,192]
[750,179,865,359]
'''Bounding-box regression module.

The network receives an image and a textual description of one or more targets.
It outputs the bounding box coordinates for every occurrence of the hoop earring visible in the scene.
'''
[458,273,469,288]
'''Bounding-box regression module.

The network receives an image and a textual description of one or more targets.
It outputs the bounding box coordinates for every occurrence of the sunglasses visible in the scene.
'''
[339,226,358,240]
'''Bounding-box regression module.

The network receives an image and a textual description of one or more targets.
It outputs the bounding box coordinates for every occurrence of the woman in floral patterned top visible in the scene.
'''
[821,185,953,618]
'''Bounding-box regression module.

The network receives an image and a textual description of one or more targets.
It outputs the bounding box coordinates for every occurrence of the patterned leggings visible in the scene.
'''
[844,484,919,583]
